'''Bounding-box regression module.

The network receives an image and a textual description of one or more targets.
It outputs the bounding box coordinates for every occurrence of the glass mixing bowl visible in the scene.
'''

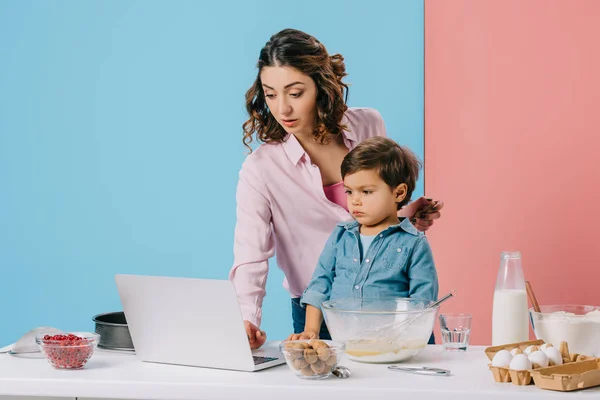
[322,297,438,363]
[529,304,600,357]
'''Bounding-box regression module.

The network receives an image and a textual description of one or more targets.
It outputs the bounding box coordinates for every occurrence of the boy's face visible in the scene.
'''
[343,169,407,231]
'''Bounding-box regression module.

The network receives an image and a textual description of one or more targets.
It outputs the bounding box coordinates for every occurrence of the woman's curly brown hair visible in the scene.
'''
[242,29,349,152]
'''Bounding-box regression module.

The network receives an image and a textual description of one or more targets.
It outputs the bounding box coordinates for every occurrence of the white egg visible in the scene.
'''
[543,347,563,366]
[491,349,513,367]
[509,354,532,371]
[524,345,537,355]
[510,348,521,356]
[528,350,549,368]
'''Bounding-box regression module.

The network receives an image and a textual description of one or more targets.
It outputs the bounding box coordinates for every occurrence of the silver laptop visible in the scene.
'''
[114,274,285,371]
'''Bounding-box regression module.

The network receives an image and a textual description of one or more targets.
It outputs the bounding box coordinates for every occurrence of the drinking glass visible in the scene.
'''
[439,313,472,351]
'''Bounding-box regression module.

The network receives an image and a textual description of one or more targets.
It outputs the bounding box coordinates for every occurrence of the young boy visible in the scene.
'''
[288,136,439,342]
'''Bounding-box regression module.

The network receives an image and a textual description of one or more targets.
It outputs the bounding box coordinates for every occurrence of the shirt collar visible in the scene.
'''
[281,133,306,166]
[281,115,357,166]
[338,217,420,237]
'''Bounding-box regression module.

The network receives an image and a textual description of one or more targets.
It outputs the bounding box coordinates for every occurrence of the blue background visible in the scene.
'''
[0,0,423,345]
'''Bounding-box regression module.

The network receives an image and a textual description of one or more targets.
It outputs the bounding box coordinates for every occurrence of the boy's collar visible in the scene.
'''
[338,217,420,236]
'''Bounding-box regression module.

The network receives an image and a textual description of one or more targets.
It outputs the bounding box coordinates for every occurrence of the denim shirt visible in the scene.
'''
[301,218,439,309]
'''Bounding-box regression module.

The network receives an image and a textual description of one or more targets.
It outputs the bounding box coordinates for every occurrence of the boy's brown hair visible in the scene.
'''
[341,136,421,209]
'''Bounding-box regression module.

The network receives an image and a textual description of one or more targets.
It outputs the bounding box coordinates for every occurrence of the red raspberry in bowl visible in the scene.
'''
[36,332,100,369]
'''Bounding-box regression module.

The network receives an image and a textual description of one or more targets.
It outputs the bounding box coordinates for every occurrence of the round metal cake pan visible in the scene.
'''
[92,311,135,351]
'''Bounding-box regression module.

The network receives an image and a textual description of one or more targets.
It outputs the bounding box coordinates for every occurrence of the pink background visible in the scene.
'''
[424,0,600,345]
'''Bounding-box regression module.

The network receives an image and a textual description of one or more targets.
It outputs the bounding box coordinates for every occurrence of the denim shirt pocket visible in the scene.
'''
[379,243,409,271]
[336,241,359,270]
[329,237,357,285]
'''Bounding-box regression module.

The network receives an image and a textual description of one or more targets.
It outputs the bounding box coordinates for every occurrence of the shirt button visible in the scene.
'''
[353,258,358,262]
[354,285,360,290]
[365,259,370,263]
[379,234,383,238]
[397,248,402,252]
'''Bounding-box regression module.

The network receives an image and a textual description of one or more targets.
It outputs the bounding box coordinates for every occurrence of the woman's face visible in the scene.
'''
[260,66,318,138]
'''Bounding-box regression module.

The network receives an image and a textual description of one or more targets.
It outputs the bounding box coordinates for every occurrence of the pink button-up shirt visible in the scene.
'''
[229,107,386,327]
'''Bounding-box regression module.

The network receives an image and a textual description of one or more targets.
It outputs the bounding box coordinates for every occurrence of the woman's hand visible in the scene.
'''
[244,320,267,349]
[400,197,444,232]
[286,330,319,341]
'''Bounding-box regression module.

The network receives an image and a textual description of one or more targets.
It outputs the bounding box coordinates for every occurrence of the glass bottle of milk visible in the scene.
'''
[491,251,529,345]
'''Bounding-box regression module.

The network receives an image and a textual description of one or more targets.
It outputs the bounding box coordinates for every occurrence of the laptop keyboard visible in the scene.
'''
[253,355,279,365]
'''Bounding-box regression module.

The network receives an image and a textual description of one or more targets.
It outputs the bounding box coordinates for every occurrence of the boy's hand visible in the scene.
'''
[244,320,267,349]
[286,330,319,341]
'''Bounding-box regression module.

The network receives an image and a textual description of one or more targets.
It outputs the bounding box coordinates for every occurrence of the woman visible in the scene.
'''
[229,29,443,349]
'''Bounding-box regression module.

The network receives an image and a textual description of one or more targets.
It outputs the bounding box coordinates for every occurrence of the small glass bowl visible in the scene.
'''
[35,332,100,369]
[279,339,345,380]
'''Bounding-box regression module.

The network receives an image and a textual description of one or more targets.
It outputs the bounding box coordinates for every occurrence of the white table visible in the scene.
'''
[1,343,598,400]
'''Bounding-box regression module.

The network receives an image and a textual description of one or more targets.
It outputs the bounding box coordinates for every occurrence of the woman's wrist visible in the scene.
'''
[397,207,411,218]
[303,328,320,338]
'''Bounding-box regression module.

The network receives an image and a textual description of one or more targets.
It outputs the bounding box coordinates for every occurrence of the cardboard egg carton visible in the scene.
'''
[485,339,544,385]
[484,339,598,388]
[530,358,600,392]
